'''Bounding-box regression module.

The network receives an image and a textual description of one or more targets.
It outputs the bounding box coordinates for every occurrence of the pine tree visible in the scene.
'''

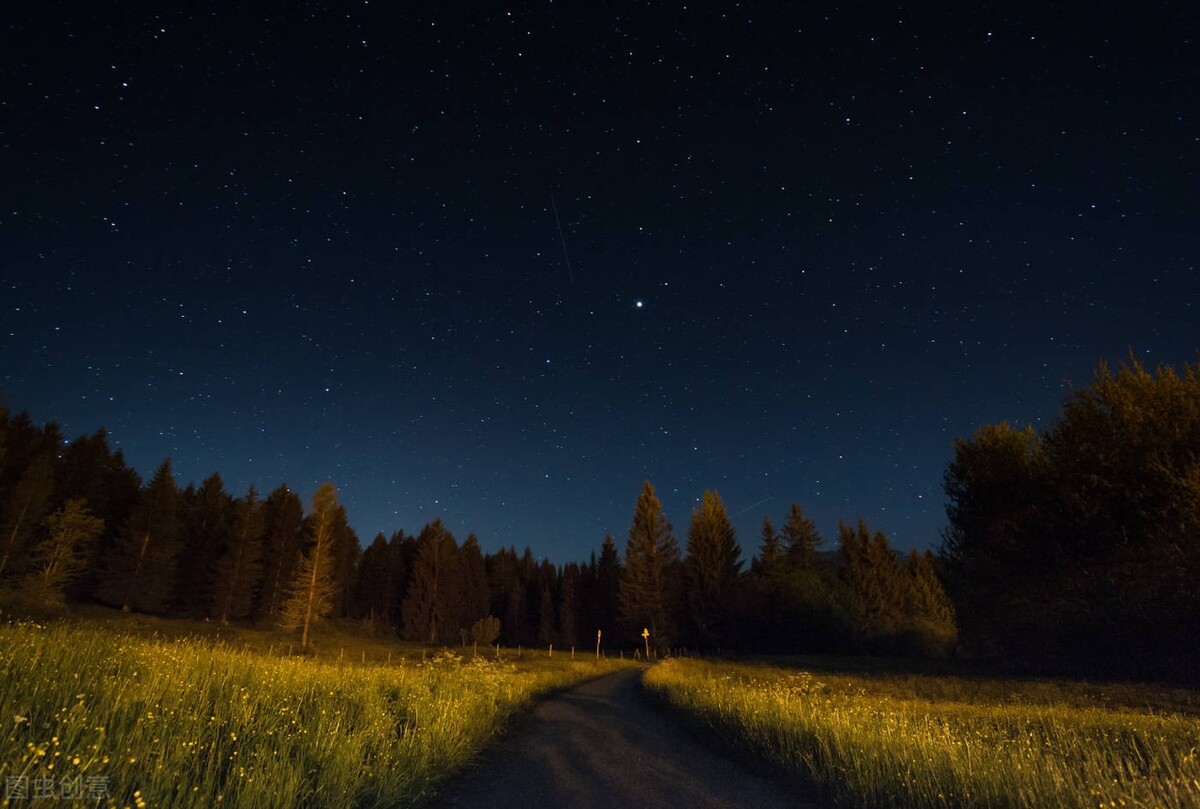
[401,519,460,643]
[98,459,181,613]
[595,534,622,638]
[781,503,822,567]
[21,498,104,605]
[458,533,490,639]
[278,482,341,648]
[619,480,682,654]
[255,485,305,620]
[559,562,579,649]
[902,550,957,657]
[211,486,265,624]
[684,490,743,646]
[839,519,906,647]
[353,533,397,627]
[753,514,783,576]
[0,450,55,581]
[176,473,233,616]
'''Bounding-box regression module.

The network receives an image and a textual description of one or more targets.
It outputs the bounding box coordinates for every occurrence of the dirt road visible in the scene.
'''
[428,667,820,809]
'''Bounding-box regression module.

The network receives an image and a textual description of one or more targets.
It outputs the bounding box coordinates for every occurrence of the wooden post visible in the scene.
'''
[548,644,553,658]
[571,646,575,659]
[642,627,651,661]
[596,629,602,661]
[361,649,366,664]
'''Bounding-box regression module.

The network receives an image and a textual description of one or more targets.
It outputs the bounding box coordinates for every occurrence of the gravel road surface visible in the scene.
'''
[428,667,821,809]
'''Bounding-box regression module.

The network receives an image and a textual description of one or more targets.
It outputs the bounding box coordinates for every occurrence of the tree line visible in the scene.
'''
[0,402,954,656]
[4,352,1192,677]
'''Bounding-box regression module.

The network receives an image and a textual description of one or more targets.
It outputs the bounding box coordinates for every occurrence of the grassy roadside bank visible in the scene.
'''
[643,658,1200,809]
[0,620,630,808]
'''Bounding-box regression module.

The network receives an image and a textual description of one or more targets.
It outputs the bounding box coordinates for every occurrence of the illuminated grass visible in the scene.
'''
[644,658,1200,809]
[0,621,630,808]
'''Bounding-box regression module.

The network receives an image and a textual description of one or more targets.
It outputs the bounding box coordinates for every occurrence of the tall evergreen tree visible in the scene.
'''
[684,490,743,646]
[781,503,822,567]
[537,580,557,647]
[559,562,580,649]
[401,519,460,643]
[619,480,682,653]
[753,514,783,576]
[839,519,907,647]
[176,473,233,616]
[98,459,181,613]
[458,533,491,640]
[353,533,398,628]
[0,449,55,581]
[594,534,622,639]
[255,485,305,620]
[279,482,341,648]
[211,485,265,623]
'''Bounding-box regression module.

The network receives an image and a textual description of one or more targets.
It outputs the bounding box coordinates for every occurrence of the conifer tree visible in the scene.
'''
[98,459,181,613]
[176,473,233,616]
[0,450,55,581]
[781,503,822,567]
[754,514,783,576]
[619,480,682,653]
[839,519,906,646]
[595,534,622,638]
[353,533,397,627]
[255,485,305,620]
[211,486,265,624]
[458,533,490,638]
[537,581,557,647]
[401,519,460,643]
[279,482,341,648]
[559,562,579,648]
[684,490,743,645]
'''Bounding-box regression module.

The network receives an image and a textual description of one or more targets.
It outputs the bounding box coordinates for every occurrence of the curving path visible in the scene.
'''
[428,667,822,809]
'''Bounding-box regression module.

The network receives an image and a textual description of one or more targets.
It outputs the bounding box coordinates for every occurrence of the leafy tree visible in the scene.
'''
[211,485,265,623]
[468,615,501,647]
[684,490,743,646]
[619,480,682,653]
[401,519,460,643]
[98,459,181,613]
[279,482,342,648]
[255,485,305,620]
[20,498,104,605]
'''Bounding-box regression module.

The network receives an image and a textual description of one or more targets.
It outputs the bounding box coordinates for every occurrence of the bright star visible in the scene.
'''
[635,300,644,309]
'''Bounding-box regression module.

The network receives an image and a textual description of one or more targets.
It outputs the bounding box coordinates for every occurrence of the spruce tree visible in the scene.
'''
[401,519,460,643]
[0,450,55,581]
[559,562,580,649]
[781,503,822,567]
[619,480,681,654]
[595,534,622,638]
[754,514,783,576]
[255,485,305,620]
[458,533,490,640]
[176,473,233,616]
[353,533,397,627]
[211,485,265,624]
[684,490,743,646]
[278,482,341,648]
[98,459,181,613]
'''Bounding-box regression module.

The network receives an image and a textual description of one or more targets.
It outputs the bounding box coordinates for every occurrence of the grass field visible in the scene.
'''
[0,617,630,808]
[644,657,1200,809]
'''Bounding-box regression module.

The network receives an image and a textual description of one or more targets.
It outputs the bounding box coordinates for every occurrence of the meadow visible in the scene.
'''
[0,619,630,808]
[644,657,1200,809]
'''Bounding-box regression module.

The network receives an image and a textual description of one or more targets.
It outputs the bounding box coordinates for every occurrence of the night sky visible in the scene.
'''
[4,3,1198,562]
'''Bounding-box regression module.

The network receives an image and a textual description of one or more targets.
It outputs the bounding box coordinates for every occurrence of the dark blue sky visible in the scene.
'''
[4,3,1197,562]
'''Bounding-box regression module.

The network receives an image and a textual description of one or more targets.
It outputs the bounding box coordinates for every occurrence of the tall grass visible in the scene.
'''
[0,621,627,808]
[645,658,1200,809]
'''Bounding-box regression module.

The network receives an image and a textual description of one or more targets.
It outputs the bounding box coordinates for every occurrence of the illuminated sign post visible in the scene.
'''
[642,627,650,660]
